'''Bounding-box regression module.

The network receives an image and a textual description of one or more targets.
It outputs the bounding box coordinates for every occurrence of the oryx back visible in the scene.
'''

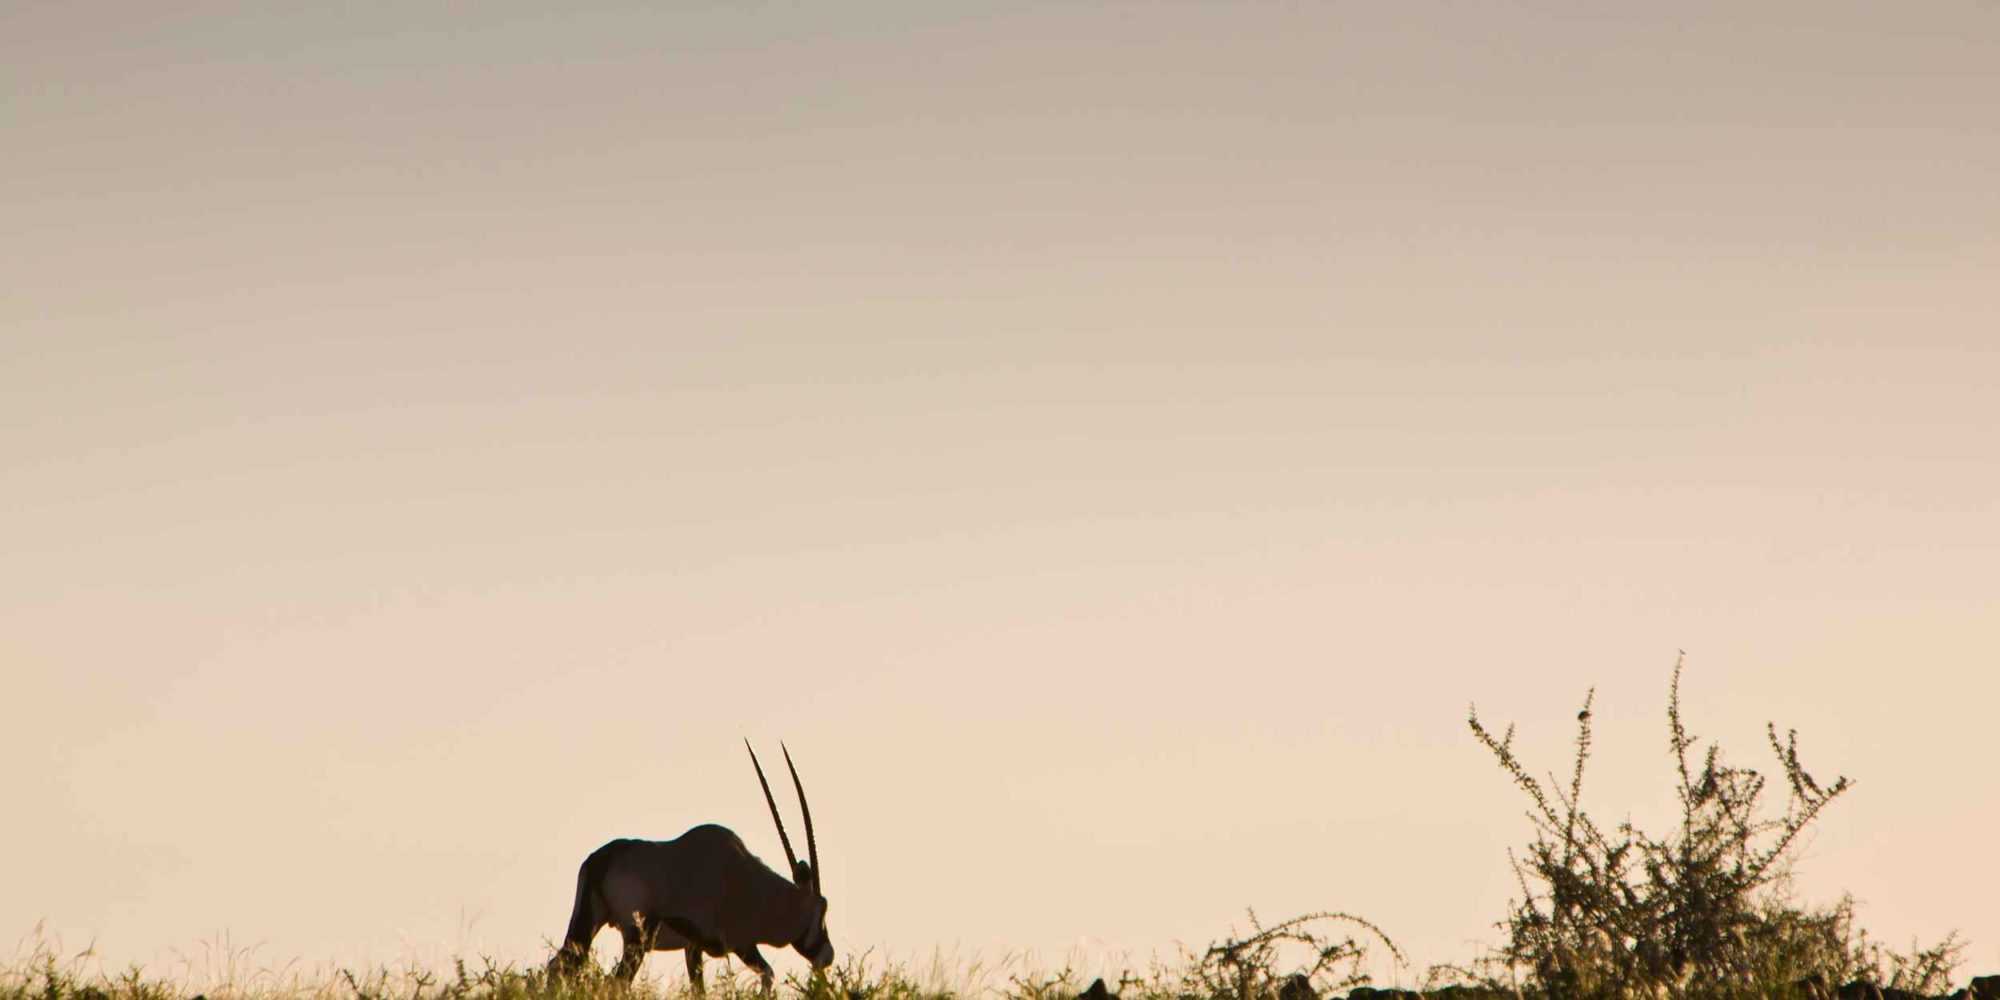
[597,825,797,955]
[557,838,696,965]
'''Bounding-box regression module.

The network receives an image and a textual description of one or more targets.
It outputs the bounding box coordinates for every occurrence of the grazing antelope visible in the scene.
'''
[549,742,834,992]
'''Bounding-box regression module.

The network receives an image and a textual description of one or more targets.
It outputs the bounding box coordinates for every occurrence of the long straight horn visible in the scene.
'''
[746,740,800,875]
[781,742,818,893]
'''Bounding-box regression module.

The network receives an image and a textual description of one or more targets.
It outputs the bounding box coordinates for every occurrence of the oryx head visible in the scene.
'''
[747,741,835,969]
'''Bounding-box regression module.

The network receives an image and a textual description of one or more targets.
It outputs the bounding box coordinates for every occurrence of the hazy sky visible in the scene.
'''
[5,1,1997,987]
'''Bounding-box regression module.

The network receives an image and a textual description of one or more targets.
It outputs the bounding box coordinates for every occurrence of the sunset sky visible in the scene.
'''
[4,1,1997,986]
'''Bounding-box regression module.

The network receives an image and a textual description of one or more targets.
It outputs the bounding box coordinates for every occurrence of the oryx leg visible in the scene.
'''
[736,945,775,995]
[684,947,704,995]
[613,919,658,982]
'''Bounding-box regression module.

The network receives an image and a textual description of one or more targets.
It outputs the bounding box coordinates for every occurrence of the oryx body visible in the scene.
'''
[551,744,833,992]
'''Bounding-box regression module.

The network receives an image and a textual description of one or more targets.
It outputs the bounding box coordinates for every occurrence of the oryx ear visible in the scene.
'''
[793,859,814,886]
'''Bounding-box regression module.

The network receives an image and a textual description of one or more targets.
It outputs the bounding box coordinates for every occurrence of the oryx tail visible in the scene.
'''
[559,840,627,961]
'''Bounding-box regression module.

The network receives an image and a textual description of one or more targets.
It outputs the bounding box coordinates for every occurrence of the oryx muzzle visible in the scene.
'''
[549,742,833,992]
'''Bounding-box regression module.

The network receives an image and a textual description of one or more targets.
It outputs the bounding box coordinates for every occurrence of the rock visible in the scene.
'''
[1832,976,1992,1000]
[1427,988,1509,1000]
[1274,974,1316,1000]
[1078,978,1116,1000]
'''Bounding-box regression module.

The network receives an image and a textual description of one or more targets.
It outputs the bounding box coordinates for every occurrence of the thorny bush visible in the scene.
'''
[1465,655,1959,999]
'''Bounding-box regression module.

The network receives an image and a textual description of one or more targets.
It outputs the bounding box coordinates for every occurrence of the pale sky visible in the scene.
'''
[4,1,1998,987]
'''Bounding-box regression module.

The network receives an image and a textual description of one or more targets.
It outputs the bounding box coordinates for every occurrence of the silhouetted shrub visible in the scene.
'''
[1464,655,1959,999]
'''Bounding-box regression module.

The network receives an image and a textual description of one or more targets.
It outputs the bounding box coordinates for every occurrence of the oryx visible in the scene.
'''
[549,742,833,992]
